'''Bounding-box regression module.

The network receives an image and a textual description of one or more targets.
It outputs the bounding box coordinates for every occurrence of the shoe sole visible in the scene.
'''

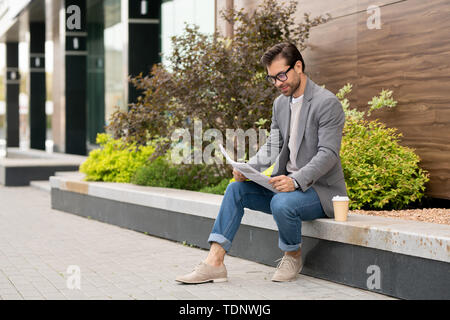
[271,276,297,282]
[176,277,228,284]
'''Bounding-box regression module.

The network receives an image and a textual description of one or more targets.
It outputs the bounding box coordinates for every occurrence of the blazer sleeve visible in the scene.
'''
[247,100,284,172]
[290,97,345,191]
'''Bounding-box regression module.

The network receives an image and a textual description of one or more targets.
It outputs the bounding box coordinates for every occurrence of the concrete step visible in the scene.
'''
[30,170,84,192]
[30,180,51,193]
[54,171,86,179]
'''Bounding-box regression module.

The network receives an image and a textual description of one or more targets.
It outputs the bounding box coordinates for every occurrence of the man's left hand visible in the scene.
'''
[269,175,296,192]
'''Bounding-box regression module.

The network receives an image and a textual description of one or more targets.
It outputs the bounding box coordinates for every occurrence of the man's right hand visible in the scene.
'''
[233,168,247,182]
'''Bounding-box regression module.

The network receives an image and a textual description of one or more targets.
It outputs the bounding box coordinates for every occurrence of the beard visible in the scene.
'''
[279,77,301,96]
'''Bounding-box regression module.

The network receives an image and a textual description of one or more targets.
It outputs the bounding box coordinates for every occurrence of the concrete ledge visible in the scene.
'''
[50,174,450,300]
[5,147,87,160]
[0,148,86,186]
[30,180,51,192]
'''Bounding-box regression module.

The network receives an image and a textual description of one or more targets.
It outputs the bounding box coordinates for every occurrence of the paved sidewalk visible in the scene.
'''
[0,185,395,300]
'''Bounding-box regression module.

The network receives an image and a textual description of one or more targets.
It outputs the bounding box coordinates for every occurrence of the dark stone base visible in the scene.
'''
[2,166,79,186]
[51,188,450,300]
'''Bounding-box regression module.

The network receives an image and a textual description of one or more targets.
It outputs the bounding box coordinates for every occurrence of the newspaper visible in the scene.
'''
[219,144,279,193]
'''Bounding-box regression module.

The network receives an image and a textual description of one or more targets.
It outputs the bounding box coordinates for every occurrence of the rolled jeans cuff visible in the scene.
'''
[279,239,302,252]
[208,233,232,252]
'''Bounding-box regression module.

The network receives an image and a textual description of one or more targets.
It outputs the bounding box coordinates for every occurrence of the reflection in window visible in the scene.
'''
[104,0,125,128]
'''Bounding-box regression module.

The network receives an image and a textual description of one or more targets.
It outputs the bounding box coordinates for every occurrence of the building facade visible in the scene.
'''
[0,0,214,155]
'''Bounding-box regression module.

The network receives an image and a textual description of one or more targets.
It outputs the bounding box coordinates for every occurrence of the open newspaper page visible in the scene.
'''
[219,144,279,193]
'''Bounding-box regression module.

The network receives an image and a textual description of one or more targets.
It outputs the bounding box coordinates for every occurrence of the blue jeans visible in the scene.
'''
[208,180,327,252]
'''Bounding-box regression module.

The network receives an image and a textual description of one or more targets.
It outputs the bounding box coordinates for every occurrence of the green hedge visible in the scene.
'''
[132,157,228,192]
[79,133,155,183]
[341,118,429,210]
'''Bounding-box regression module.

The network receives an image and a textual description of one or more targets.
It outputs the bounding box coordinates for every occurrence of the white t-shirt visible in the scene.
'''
[286,94,304,173]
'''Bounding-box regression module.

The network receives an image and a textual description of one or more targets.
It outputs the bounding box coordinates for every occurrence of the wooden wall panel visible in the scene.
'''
[357,0,405,11]
[296,0,450,199]
[356,0,450,199]
[301,14,359,106]
[295,0,358,18]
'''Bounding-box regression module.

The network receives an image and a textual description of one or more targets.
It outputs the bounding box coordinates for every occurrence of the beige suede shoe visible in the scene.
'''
[176,262,228,284]
[271,254,303,282]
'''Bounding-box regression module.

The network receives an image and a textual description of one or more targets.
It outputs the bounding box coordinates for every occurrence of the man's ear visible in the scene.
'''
[294,60,303,74]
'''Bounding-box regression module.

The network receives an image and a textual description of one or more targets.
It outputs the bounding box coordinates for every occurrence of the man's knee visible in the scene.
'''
[270,196,293,219]
[226,181,245,193]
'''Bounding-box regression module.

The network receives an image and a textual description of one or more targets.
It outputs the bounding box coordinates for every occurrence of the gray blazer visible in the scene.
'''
[248,76,348,218]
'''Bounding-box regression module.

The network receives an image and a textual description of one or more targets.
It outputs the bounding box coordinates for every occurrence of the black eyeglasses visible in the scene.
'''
[265,65,294,84]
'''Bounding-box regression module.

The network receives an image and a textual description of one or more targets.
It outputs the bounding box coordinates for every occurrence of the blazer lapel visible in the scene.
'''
[283,100,291,142]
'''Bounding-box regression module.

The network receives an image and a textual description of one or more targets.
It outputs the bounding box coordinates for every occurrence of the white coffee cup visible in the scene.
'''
[332,195,350,222]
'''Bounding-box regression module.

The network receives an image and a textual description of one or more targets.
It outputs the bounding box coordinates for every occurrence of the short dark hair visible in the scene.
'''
[260,42,306,72]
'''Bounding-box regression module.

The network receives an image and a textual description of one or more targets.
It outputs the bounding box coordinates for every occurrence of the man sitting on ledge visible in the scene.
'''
[176,42,348,284]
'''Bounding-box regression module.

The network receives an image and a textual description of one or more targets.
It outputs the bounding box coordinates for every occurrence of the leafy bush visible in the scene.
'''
[339,87,429,210]
[336,84,397,121]
[132,157,229,192]
[79,133,155,183]
[198,178,231,195]
[341,118,429,210]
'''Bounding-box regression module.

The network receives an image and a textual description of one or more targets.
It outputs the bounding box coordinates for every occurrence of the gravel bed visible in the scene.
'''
[352,208,450,225]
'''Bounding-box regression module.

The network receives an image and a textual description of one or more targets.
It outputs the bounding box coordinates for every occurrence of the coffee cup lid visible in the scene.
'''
[332,195,350,201]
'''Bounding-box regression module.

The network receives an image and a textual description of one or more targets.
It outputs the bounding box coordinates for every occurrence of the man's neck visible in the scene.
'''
[292,74,307,98]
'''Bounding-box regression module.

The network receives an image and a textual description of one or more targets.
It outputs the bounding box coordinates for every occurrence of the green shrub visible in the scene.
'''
[79,133,155,183]
[341,116,429,210]
[336,83,397,121]
[132,157,229,192]
[198,178,230,195]
[337,85,429,210]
